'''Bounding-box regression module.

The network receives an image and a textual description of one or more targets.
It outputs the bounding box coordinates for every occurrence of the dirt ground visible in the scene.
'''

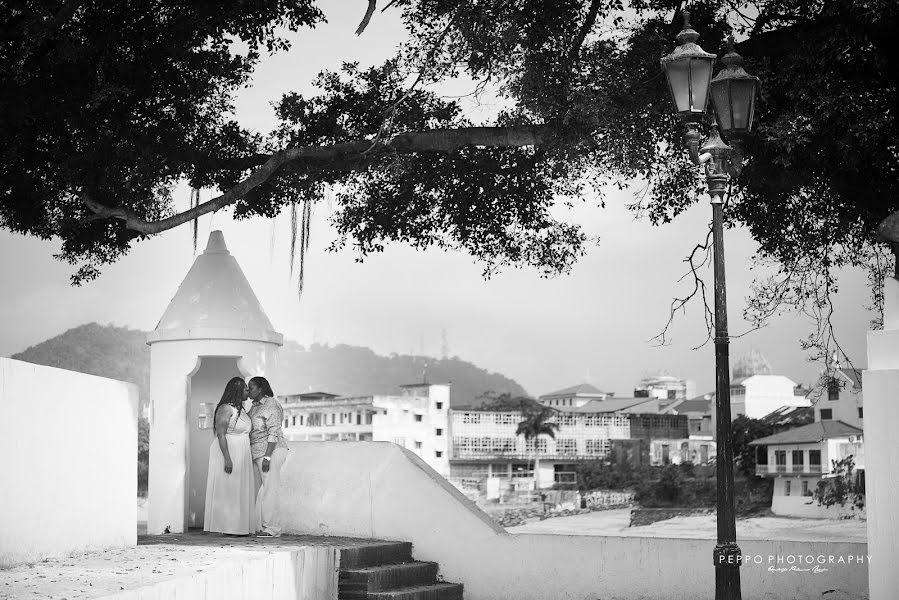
[505,507,868,542]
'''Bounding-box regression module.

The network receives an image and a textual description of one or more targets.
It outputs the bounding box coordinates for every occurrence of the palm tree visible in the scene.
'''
[515,406,560,492]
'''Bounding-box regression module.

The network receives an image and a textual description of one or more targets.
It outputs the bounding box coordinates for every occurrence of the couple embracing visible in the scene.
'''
[204,376,289,537]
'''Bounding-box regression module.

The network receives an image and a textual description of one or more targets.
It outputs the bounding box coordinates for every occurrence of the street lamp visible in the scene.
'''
[661,11,759,600]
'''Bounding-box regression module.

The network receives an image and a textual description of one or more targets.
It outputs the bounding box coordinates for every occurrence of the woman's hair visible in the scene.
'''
[214,376,246,425]
[249,376,274,397]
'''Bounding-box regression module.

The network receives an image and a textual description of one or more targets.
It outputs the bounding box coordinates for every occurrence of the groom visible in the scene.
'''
[247,376,289,537]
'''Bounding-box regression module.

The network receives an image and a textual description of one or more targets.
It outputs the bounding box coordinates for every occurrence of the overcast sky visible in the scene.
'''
[0,3,874,398]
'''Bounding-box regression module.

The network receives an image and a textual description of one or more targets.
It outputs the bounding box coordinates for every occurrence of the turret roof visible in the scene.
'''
[147,231,283,345]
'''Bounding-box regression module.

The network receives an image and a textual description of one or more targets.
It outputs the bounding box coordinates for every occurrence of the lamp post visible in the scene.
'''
[661,11,759,600]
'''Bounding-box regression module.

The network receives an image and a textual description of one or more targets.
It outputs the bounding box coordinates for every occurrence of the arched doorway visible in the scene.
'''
[186,355,247,528]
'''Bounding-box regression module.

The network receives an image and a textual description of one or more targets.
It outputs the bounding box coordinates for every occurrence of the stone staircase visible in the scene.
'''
[338,541,463,600]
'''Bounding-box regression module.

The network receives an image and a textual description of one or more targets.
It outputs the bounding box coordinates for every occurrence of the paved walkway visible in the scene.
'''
[0,532,388,600]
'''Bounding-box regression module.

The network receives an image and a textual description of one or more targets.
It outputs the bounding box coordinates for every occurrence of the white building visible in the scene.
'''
[634,373,696,407]
[537,382,611,408]
[449,397,690,490]
[815,367,864,428]
[279,383,450,476]
[718,350,811,419]
[750,420,864,518]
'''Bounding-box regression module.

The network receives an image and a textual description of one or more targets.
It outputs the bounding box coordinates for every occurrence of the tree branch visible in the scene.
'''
[566,0,603,70]
[81,125,555,235]
[356,0,377,35]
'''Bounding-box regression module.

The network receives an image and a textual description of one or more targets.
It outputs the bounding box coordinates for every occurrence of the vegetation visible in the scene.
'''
[813,455,865,512]
[730,415,774,476]
[474,392,545,412]
[576,459,773,514]
[515,405,560,490]
[138,416,149,494]
[2,1,895,359]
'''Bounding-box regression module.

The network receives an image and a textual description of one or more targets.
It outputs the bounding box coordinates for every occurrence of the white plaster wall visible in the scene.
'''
[276,442,867,600]
[862,368,899,600]
[147,339,279,534]
[0,358,138,567]
[101,545,338,600]
[742,375,808,418]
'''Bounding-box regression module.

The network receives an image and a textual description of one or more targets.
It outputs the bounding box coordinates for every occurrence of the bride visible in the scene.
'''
[204,377,255,534]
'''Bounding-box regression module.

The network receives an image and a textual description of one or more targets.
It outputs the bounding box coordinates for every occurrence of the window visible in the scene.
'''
[462,413,482,424]
[820,409,833,420]
[784,480,792,496]
[524,438,548,453]
[292,415,296,426]
[436,402,443,409]
[858,407,864,419]
[366,413,373,425]
[801,480,810,496]
[775,450,787,471]
[584,439,610,457]
[435,450,443,458]
[556,414,576,426]
[414,441,422,450]
[555,439,577,456]
[435,428,443,436]
[357,413,361,425]
[667,389,677,400]
[414,414,423,422]
[284,418,289,428]
[809,450,821,471]
[792,450,804,469]
[828,377,841,401]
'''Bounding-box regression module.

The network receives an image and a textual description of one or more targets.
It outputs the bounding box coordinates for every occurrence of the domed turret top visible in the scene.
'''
[147,231,283,345]
[732,349,773,380]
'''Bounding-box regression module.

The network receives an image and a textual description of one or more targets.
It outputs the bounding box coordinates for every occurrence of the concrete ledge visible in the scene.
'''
[0,534,388,600]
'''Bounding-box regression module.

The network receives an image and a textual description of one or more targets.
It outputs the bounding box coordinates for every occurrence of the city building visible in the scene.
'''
[634,373,696,408]
[663,395,714,439]
[449,396,690,491]
[750,420,864,518]
[278,383,450,476]
[537,382,611,408]
[727,349,811,419]
[815,367,864,428]
[649,438,716,466]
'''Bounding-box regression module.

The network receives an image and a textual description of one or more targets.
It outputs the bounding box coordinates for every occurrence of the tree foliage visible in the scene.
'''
[2,0,895,311]
[730,414,774,476]
[813,455,865,512]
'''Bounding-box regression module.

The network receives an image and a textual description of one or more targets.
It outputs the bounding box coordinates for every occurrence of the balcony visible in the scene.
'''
[756,464,824,476]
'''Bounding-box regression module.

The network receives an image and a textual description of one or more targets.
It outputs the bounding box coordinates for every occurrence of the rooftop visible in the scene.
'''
[540,383,607,398]
[561,397,659,414]
[749,420,863,446]
[667,398,712,414]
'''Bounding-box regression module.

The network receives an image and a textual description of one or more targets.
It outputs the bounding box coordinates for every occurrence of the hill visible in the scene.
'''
[11,323,151,404]
[10,323,527,407]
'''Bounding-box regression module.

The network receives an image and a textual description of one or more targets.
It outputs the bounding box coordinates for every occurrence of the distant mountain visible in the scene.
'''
[10,323,527,407]
[12,323,151,405]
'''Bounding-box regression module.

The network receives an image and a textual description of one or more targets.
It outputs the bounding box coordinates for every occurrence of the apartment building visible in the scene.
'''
[278,383,450,476]
[449,396,689,490]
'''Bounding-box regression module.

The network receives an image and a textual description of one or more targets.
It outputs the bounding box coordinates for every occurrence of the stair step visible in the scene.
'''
[340,561,439,592]
[339,542,414,569]
[365,582,463,600]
